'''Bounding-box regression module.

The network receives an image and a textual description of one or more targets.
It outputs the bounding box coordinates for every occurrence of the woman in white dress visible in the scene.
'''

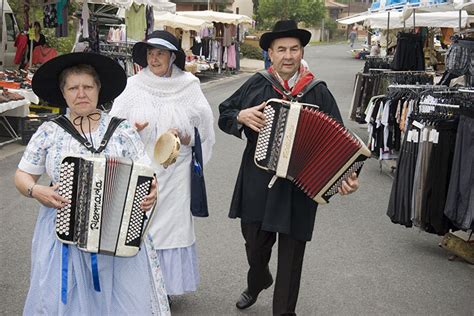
[111,30,215,299]
[14,52,169,315]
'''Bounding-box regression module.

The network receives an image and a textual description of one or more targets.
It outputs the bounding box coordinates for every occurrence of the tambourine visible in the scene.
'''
[154,132,181,168]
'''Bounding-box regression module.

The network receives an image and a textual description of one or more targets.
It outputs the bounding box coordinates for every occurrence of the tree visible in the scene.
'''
[252,0,262,26]
[257,0,326,28]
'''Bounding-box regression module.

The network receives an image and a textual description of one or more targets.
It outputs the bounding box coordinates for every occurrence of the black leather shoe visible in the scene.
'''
[236,289,257,310]
[236,276,273,310]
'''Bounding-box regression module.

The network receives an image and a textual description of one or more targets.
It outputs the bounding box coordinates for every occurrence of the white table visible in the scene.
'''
[0,99,30,147]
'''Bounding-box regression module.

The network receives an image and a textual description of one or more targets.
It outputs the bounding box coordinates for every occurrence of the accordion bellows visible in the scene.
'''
[56,155,155,257]
[255,99,371,204]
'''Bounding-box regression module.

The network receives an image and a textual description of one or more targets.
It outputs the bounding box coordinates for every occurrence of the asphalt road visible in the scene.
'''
[1,43,473,315]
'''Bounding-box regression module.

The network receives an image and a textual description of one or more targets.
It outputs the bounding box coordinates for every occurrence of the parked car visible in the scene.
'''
[1,0,20,69]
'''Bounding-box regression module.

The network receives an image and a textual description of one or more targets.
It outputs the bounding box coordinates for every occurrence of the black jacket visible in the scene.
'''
[218,73,343,241]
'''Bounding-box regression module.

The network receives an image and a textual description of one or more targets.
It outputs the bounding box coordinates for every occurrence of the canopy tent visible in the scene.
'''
[365,10,471,28]
[337,12,371,25]
[176,10,253,25]
[369,0,453,12]
[337,9,472,28]
[74,0,170,9]
[401,0,474,28]
[402,0,474,12]
[154,11,213,32]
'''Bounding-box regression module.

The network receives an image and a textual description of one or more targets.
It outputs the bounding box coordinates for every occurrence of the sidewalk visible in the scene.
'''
[239,58,264,72]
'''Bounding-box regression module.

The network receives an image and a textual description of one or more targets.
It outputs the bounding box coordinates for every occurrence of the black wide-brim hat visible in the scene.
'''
[259,20,312,51]
[32,52,127,108]
[132,30,186,70]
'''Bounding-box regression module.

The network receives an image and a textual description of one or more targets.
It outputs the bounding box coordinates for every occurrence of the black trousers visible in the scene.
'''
[241,222,306,315]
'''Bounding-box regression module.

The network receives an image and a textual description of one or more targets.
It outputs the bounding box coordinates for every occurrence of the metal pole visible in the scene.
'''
[459,10,462,30]
[413,9,415,31]
[387,11,390,54]
[1,0,5,70]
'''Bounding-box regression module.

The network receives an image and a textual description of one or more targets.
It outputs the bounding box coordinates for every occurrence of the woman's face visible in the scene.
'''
[62,72,99,117]
[147,47,172,77]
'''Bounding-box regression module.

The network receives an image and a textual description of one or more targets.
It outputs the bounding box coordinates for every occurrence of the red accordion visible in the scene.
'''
[254,99,371,204]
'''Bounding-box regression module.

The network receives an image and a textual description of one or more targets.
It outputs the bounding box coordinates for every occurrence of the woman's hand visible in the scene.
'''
[237,102,266,132]
[168,128,191,146]
[141,177,158,212]
[33,183,71,209]
[338,172,359,196]
[15,169,69,209]
[135,121,149,132]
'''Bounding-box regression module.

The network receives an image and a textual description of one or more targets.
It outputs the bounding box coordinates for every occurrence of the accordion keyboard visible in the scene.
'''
[56,159,79,242]
[255,105,275,163]
[125,176,152,246]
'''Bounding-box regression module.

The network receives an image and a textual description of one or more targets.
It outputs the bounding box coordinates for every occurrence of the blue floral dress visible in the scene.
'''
[18,113,170,315]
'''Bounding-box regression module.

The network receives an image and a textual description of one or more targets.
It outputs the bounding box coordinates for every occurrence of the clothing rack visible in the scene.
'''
[388,84,448,89]
[419,102,460,109]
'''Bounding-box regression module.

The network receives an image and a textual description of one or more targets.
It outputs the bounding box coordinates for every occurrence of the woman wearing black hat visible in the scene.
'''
[14,52,169,315]
[111,31,215,299]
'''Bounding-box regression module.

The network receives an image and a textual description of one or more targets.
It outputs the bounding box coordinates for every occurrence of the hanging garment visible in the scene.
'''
[227,44,237,69]
[444,115,474,230]
[56,0,67,25]
[387,128,420,227]
[14,33,28,65]
[55,0,69,38]
[43,4,58,28]
[222,24,232,47]
[82,2,90,39]
[440,39,474,87]
[126,4,146,41]
[146,5,154,36]
[391,32,425,71]
[411,126,434,226]
[182,31,191,52]
[421,119,458,235]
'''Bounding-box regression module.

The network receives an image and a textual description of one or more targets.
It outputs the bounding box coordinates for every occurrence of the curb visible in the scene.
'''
[200,71,256,90]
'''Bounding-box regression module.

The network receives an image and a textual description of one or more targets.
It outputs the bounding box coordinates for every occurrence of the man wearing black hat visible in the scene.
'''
[218,20,360,315]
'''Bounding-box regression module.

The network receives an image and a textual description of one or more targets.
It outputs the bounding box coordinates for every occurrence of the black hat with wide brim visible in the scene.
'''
[259,20,312,51]
[32,52,127,108]
[132,30,186,70]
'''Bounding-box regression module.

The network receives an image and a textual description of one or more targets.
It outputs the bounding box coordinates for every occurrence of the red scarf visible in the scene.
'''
[267,64,314,99]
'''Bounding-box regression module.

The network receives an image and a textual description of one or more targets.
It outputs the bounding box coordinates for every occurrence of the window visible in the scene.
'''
[5,13,17,41]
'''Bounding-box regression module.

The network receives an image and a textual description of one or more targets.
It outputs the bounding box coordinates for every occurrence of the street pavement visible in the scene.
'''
[1,43,473,316]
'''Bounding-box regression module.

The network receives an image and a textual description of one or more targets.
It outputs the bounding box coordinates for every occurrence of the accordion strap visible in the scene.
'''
[52,115,125,154]
[258,70,326,102]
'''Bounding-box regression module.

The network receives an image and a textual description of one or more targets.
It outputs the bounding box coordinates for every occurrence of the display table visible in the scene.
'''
[0,99,30,147]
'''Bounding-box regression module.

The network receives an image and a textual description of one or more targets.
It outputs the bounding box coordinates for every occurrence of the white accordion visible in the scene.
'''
[56,155,156,257]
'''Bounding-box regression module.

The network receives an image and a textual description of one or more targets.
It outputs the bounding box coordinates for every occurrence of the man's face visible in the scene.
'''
[268,37,304,80]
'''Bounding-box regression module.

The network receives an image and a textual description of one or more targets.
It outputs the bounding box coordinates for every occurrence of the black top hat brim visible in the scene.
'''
[132,42,186,71]
[259,29,312,51]
[32,52,127,108]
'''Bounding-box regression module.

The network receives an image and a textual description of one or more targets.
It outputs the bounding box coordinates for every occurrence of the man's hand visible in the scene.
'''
[338,172,359,196]
[237,102,266,132]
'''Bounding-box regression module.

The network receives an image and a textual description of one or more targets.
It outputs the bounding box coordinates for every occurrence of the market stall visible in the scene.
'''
[339,0,474,256]
[0,70,42,146]
[175,10,253,74]
[154,11,213,74]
